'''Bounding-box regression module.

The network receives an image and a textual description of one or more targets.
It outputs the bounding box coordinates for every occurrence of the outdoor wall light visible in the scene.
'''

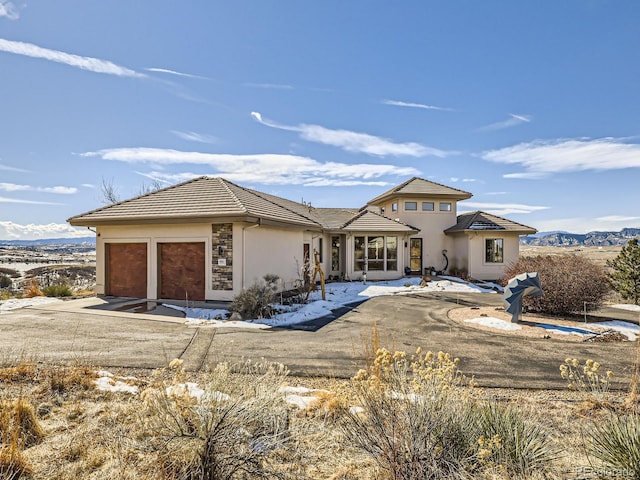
[218,246,223,256]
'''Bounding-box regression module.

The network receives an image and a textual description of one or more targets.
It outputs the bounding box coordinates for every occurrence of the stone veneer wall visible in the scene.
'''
[211,223,233,290]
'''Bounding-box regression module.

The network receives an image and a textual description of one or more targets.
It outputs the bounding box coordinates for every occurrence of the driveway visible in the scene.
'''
[0,294,637,389]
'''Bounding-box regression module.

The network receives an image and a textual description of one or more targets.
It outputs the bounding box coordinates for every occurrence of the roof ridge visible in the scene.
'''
[341,209,418,231]
[218,178,248,213]
[242,187,324,227]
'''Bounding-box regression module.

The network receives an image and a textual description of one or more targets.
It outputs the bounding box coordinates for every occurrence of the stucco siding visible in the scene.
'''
[466,232,521,280]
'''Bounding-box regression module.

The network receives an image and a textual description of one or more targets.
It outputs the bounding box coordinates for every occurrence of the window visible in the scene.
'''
[422,202,434,211]
[485,238,504,263]
[386,236,397,271]
[353,235,398,271]
[367,236,384,270]
[331,236,340,271]
[354,236,365,271]
[405,201,417,211]
[391,202,398,212]
[440,202,452,212]
[317,238,323,262]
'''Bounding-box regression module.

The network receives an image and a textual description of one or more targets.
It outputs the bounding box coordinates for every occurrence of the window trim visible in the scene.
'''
[422,201,434,211]
[485,238,504,264]
[439,202,452,212]
[353,235,399,272]
[404,201,418,211]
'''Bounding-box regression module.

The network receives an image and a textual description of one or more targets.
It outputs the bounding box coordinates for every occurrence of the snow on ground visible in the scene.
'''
[464,317,522,331]
[94,370,138,394]
[168,277,496,329]
[612,304,640,312]
[595,321,640,341]
[0,296,61,313]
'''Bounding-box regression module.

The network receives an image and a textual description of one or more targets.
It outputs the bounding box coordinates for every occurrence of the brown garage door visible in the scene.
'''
[159,242,206,301]
[107,243,147,298]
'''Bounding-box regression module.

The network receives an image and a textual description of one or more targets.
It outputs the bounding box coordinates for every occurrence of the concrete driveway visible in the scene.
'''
[0,294,637,389]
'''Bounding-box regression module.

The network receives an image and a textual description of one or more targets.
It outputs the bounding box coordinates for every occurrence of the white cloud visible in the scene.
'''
[243,83,294,90]
[382,99,453,111]
[171,130,218,144]
[0,196,62,205]
[0,38,146,78]
[250,111,451,158]
[459,201,549,216]
[0,1,18,20]
[0,183,77,194]
[0,221,89,241]
[146,67,208,80]
[0,162,28,173]
[82,147,421,186]
[483,137,640,177]
[449,177,476,183]
[478,113,532,132]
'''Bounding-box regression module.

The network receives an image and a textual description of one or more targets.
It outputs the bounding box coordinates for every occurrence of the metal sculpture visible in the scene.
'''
[503,272,543,323]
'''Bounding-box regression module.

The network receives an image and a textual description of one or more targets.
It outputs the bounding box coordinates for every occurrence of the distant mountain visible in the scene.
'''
[521,228,640,247]
[0,236,96,246]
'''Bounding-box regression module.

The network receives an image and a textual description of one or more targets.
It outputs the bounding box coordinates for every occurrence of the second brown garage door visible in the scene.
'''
[158,242,206,301]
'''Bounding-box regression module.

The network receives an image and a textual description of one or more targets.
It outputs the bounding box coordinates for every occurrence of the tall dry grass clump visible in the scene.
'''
[0,397,45,479]
[140,359,298,479]
[340,348,560,480]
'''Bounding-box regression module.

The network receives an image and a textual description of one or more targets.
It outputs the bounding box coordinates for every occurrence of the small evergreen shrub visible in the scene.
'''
[607,238,640,305]
[0,274,11,289]
[42,284,73,297]
[502,254,610,315]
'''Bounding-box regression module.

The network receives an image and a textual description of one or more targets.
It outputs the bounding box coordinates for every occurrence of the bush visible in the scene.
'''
[502,254,610,315]
[586,413,640,477]
[341,348,559,479]
[0,274,11,289]
[471,403,560,478]
[42,284,73,297]
[141,360,295,479]
[230,274,280,319]
[22,278,42,298]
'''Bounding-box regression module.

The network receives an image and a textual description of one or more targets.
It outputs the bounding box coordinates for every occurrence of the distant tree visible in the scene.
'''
[502,254,610,315]
[100,176,120,205]
[607,238,640,305]
[137,179,164,197]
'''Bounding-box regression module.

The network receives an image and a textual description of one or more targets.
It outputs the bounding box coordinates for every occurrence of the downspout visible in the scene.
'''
[242,222,261,289]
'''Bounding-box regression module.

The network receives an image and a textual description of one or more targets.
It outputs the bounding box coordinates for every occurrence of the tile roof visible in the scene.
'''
[67,176,418,233]
[341,210,419,233]
[444,211,537,235]
[67,177,320,228]
[367,177,473,205]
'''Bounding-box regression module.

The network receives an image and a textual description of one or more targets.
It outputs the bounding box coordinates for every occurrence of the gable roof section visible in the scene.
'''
[67,177,322,229]
[444,211,537,235]
[367,177,473,205]
[341,210,419,233]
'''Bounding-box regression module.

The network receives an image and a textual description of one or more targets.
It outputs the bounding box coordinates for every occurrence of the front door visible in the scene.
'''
[410,238,422,274]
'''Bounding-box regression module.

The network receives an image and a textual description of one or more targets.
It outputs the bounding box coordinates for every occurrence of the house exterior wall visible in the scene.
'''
[465,232,521,281]
[377,197,459,274]
[241,225,304,292]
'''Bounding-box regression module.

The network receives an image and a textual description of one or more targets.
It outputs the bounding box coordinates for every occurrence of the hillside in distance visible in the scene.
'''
[0,236,95,247]
[521,228,640,246]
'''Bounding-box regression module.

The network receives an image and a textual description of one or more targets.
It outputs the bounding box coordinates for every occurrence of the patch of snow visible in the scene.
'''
[163,277,496,330]
[284,394,318,410]
[166,382,205,400]
[0,296,62,312]
[612,304,640,312]
[94,375,138,394]
[464,317,522,331]
[349,406,365,415]
[595,321,640,341]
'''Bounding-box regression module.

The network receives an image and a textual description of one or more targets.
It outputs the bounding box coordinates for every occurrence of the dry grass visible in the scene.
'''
[0,357,634,479]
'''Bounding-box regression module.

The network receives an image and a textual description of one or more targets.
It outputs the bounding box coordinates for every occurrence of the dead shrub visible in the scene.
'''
[0,397,45,448]
[502,254,610,315]
[230,274,280,319]
[46,364,97,395]
[22,278,43,298]
[140,360,297,479]
[0,363,36,383]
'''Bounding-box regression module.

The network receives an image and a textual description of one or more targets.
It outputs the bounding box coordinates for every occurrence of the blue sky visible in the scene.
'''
[1,1,639,240]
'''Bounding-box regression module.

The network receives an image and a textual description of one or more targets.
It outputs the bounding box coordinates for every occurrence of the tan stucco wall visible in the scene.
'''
[465,232,521,281]
[378,198,459,273]
[241,225,304,292]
